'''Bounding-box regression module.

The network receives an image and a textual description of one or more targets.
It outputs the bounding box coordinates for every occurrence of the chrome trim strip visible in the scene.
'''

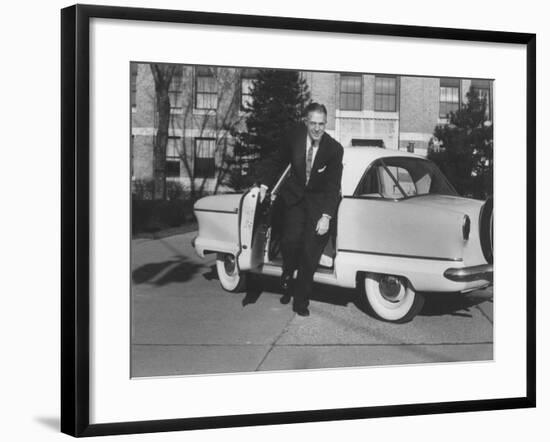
[444,264,494,282]
[194,208,238,214]
[337,249,463,262]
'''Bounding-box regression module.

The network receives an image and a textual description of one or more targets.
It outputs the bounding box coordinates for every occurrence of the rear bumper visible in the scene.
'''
[444,264,493,282]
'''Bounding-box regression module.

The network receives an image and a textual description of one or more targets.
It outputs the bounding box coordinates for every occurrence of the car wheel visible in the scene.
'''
[216,253,247,292]
[362,273,424,323]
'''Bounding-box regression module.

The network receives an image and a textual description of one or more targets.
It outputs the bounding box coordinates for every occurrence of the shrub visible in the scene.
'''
[429,86,493,200]
[132,199,194,235]
[132,179,155,200]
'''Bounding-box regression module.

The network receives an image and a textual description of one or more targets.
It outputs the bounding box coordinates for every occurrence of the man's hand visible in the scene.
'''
[315,214,330,235]
[258,185,268,203]
[250,184,268,203]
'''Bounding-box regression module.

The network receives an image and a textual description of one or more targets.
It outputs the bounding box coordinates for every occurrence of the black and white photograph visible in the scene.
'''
[130,63,494,377]
[1,0,544,440]
[56,2,536,437]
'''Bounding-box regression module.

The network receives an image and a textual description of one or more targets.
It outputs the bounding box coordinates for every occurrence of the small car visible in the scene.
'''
[192,147,493,323]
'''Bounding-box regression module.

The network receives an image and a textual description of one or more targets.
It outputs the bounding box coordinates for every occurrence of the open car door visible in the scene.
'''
[237,165,291,272]
[237,187,267,271]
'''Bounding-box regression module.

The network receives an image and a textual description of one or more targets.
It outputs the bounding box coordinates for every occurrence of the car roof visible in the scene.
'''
[341,147,426,196]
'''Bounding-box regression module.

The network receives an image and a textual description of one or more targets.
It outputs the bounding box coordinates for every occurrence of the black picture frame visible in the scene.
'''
[61,4,536,437]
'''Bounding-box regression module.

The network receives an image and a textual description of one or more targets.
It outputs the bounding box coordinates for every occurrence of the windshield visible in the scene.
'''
[355,156,458,199]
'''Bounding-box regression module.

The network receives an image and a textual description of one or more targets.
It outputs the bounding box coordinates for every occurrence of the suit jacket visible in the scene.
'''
[257,125,344,221]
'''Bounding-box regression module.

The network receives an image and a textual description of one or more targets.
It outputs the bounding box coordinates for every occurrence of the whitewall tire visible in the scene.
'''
[362,273,424,323]
[216,253,247,292]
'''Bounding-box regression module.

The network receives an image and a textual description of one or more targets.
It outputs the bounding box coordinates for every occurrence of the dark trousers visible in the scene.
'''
[281,201,329,308]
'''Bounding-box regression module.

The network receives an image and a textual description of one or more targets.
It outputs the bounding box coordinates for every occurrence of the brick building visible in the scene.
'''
[131,63,493,193]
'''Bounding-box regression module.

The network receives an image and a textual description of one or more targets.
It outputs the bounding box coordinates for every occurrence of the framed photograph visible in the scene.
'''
[61,4,536,437]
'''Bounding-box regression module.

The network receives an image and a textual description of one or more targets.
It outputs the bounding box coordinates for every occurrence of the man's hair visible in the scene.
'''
[304,102,327,118]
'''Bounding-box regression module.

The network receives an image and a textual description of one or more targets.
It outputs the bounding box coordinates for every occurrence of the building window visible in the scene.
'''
[166,137,181,178]
[471,79,491,120]
[351,139,384,148]
[340,74,362,111]
[195,67,218,110]
[130,63,138,109]
[169,66,183,110]
[241,68,258,109]
[439,78,460,118]
[194,138,216,178]
[375,76,397,112]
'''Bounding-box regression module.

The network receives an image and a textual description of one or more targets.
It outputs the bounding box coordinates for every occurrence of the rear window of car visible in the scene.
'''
[354,157,458,199]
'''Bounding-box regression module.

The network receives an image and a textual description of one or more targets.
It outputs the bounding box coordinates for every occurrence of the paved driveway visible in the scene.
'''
[131,232,493,377]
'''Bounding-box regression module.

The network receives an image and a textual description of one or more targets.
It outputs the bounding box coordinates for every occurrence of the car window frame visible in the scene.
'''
[352,156,458,200]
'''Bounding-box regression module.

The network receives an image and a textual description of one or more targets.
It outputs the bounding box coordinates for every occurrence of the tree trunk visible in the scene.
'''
[154,88,170,200]
[150,64,176,200]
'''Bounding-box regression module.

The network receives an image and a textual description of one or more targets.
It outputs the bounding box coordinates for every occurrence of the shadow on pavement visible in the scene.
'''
[201,265,268,307]
[242,274,264,306]
[240,276,357,308]
[202,264,218,281]
[132,255,202,286]
[310,283,493,321]
[419,291,493,318]
[201,267,356,308]
[201,264,493,321]
[310,284,357,307]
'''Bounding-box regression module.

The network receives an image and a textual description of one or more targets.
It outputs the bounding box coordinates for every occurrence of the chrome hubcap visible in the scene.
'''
[379,275,405,302]
[223,255,236,275]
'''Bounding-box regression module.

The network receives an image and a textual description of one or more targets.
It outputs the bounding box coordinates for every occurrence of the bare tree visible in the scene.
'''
[150,63,177,200]
[172,68,245,199]
[148,65,247,201]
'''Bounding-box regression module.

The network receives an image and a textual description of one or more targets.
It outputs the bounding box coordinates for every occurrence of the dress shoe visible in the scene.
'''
[292,304,310,317]
[280,273,292,291]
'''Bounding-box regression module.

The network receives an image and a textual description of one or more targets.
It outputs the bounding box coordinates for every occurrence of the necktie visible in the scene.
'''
[306,142,314,183]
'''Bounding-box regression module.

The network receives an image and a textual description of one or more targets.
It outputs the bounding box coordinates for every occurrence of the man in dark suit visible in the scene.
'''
[256,103,344,316]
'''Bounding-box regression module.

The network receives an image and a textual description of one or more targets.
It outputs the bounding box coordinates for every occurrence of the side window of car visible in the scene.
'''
[356,165,381,197]
[415,172,432,194]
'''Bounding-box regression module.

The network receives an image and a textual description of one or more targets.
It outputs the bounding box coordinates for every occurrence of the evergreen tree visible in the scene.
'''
[429,86,493,199]
[229,69,310,190]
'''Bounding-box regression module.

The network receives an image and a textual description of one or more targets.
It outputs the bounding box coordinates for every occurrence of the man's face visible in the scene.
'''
[305,110,327,144]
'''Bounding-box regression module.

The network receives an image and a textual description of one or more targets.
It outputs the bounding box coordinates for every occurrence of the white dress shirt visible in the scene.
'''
[307,136,330,220]
[306,135,320,169]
